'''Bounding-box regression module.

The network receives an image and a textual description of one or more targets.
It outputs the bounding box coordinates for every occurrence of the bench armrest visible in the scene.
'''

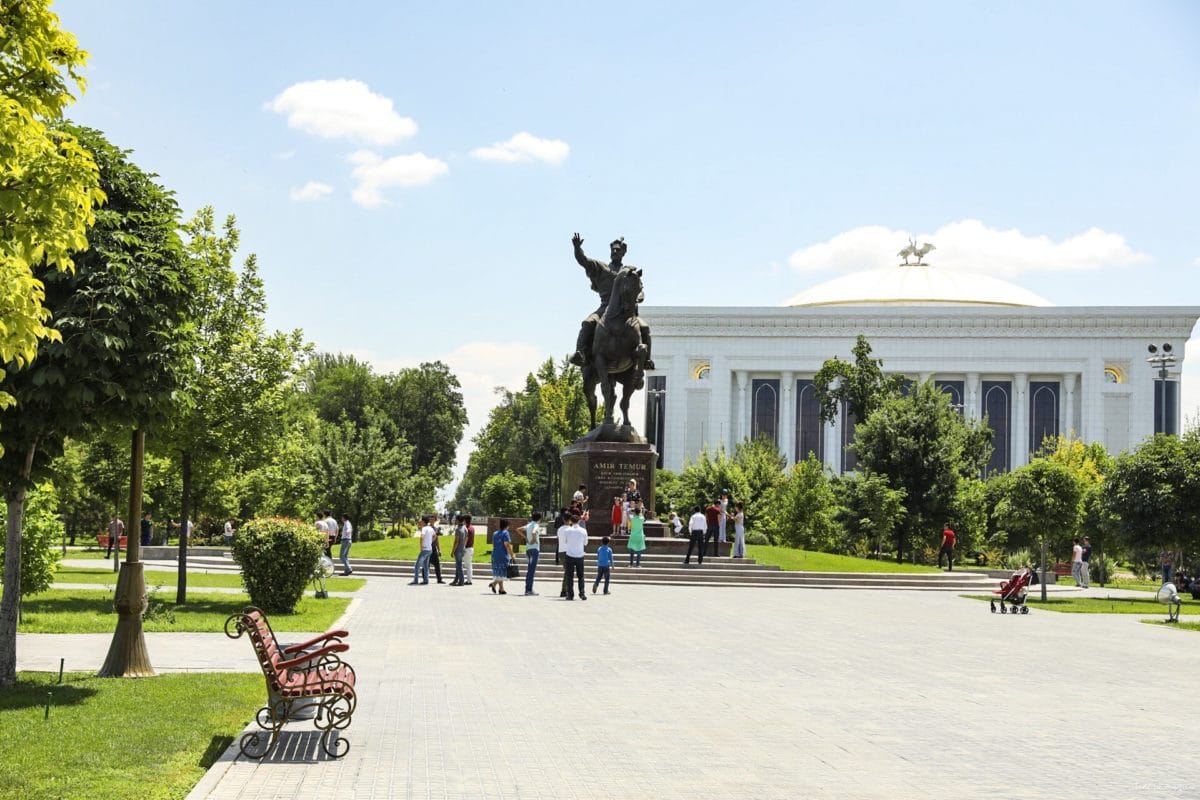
[276,642,349,671]
[281,630,350,654]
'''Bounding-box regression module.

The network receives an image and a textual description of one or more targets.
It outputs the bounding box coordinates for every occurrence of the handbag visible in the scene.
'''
[506,562,520,579]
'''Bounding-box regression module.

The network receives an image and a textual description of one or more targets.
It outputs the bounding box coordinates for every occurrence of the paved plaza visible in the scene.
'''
[19,579,1199,799]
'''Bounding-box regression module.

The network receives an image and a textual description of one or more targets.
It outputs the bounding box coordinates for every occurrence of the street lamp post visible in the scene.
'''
[1147,343,1177,436]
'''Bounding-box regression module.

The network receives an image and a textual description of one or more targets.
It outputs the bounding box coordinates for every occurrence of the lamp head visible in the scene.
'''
[1148,344,1158,354]
[1163,343,1173,353]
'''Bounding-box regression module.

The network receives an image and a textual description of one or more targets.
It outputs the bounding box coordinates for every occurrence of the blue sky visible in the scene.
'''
[53,0,1200,484]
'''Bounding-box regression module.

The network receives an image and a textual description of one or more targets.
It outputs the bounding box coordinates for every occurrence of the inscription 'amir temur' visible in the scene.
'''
[593,462,647,472]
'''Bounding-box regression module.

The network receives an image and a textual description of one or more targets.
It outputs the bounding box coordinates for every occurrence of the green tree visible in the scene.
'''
[456,358,590,512]
[309,413,422,530]
[1099,432,1200,565]
[853,381,992,562]
[0,127,196,686]
[0,483,61,603]
[159,208,307,600]
[732,435,787,524]
[305,353,378,431]
[674,446,751,517]
[812,335,906,424]
[0,2,103,419]
[991,458,1084,558]
[835,471,906,557]
[763,455,841,550]
[480,471,533,516]
[378,361,468,483]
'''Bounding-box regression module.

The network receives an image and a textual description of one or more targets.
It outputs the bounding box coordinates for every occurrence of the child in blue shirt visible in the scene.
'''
[593,536,614,595]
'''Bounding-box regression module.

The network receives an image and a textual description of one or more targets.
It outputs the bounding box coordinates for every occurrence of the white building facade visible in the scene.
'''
[641,265,1199,474]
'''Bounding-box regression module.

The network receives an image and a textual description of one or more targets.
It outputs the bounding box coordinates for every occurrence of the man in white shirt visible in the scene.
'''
[1071,538,1084,588]
[339,514,354,576]
[717,491,730,544]
[561,514,589,600]
[410,515,436,585]
[684,505,707,566]
[323,511,338,550]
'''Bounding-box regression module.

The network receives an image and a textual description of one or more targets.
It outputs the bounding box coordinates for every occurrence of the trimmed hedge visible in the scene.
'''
[230,517,323,614]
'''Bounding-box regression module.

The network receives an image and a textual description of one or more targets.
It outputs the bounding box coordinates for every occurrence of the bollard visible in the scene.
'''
[58,658,64,684]
[45,691,52,720]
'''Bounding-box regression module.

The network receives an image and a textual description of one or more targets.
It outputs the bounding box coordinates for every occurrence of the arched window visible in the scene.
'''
[795,380,824,462]
[1029,382,1059,455]
[936,380,964,414]
[751,379,779,445]
[982,381,1011,475]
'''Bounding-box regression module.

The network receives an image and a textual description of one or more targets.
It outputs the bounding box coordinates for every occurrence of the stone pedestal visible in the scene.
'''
[561,426,658,518]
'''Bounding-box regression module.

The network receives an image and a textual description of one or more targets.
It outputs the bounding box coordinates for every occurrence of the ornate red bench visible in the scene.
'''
[96,533,128,549]
[224,607,356,759]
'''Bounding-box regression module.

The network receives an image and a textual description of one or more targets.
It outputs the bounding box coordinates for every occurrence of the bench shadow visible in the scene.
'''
[199,735,234,768]
[251,730,341,763]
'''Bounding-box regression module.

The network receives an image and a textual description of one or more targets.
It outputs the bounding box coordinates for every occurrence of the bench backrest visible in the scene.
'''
[230,608,289,691]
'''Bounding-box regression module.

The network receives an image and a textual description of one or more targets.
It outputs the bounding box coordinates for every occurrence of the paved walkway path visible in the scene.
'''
[170,578,1198,800]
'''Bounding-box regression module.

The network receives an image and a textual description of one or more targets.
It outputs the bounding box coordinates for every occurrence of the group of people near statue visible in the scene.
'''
[406,480,750,598]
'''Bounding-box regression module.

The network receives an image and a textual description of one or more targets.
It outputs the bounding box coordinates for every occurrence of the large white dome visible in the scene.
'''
[784,265,1051,308]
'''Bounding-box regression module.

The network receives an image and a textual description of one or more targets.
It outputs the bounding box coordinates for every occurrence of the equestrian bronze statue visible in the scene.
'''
[570,232,654,428]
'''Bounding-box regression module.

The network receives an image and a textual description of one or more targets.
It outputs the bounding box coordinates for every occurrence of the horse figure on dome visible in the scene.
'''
[582,265,649,428]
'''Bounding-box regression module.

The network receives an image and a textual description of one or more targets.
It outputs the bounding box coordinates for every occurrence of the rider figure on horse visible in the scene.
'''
[570,232,654,371]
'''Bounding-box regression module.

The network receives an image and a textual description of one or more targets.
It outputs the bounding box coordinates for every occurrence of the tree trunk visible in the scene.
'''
[111,485,121,573]
[98,428,155,678]
[176,451,191,604]
[0,442,37,688]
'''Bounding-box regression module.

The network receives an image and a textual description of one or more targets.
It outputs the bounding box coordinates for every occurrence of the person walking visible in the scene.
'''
[558,518,572,598]
[937,524,956,571]
[223,518,234,547]
[338,514,354,576]
[106,515,124,558]
[489,519,515,594]
[429,522,445,583]
[1080,536,1092,589]
[323,510,338,549]
[140,511,153,547]
[628,506,646,567]
[463,515,476,585]
[731,501,747,558]
[524,512,542,596]
[594,536,614,595]
[450,515,467,586]
[410,515,435,585]
[1160,549,1175,585]
[684,505,706,566]
[669,511,683,538]
[561,513,588,600]
[1070,537,1085,587]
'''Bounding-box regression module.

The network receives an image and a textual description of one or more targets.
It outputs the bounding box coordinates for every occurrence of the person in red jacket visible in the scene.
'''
[938,524,956,571]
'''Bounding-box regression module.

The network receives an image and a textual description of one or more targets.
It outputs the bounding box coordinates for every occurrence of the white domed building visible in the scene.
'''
[641,262,1199,474]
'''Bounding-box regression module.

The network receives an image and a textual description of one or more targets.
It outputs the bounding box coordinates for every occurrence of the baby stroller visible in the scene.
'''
[990,566,1033,614]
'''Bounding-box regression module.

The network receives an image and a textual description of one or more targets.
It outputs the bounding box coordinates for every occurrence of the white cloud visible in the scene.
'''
[276,149,296,160]
[265,79,418,145]
[788,219,1150,277]
[289,181,333,202]
[347,150,448,208]
[470,131,570,165]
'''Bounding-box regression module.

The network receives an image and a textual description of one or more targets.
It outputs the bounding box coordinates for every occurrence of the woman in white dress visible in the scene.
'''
[731,501,746,558]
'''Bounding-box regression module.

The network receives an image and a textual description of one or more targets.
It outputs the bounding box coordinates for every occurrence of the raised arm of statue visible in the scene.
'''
[572,232,604,273]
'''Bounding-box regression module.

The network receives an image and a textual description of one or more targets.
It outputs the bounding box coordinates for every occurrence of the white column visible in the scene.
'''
[735,370,749,444]
[966,373,981,420]
[919,371,932,385]
[779,371,795,463]
[826,414,841,474]
[1063,373,1077,438]
[1013,373,1029,467]
[1080,357,1103,443]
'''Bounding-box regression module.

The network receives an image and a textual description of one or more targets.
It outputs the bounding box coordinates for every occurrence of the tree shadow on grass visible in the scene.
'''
[0,677,97,711]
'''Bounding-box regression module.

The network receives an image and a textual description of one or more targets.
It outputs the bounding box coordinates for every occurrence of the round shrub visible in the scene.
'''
[744,530,770,546]
[231,517,323,614]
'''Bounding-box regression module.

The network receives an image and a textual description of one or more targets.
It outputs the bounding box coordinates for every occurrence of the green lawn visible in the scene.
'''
[18,589,351,633]
[1,671,262,800]
[746,545,944,573]
[964,594,1200,615]
[1143,620,1200,632]
[53,566,366,592]
[351,535,494,562]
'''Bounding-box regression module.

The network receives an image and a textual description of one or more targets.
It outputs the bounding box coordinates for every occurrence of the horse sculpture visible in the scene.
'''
[582,266,649,428]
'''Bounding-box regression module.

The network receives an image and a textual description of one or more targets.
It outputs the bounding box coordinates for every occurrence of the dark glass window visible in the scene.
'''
[751,379,780,445]
[1154,380,1179,435]
[645,375,666,468]
[841,403,859,473]
[936,380,965,414]
[982,381,1011,475]
[1029,381,1059,455]
[795,380,824,463]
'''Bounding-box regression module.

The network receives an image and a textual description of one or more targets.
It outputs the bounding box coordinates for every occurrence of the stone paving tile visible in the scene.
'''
[40,575,1195,800]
